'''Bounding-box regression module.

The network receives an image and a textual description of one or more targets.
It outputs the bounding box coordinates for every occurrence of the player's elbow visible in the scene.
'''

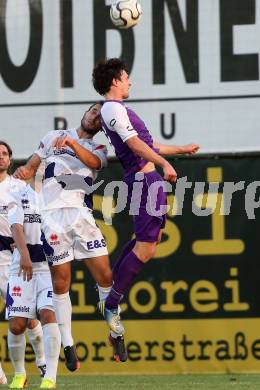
[90,158,101,170]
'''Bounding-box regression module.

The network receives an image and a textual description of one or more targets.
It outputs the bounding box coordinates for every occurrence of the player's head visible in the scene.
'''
[92,58,131,99]
[80,102,103,136]
[0,141,12,173]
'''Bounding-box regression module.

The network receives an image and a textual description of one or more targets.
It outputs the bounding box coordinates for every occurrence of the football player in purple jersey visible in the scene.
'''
[92,58,199,353]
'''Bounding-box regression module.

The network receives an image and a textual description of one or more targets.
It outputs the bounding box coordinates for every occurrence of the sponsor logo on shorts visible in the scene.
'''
[24,214,41,223]
[8,305,30,314]
[46,251,69,262]
[49,234,60,245]
[87,239,107,250]
[11,286,22,297]
[47,290,53,298]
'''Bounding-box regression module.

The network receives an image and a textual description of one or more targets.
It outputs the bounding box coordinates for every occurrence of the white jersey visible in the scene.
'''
[34,128,108,210]
[7,185,48,275]
[0,176,26,266]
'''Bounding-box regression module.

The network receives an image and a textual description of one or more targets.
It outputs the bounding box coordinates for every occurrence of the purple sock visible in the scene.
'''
[112,239,136,278]
[106,250,144,310]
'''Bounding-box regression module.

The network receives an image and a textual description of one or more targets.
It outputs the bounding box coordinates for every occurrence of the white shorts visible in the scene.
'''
[6,273,54,319]
[0,264,10,300]
[41,208,108,266]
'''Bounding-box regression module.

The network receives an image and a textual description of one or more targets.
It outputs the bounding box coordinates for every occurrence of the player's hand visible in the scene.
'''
[163,162,177,182]
[183,143,200,155]
[13,166,32,180]
[19,252,33,282]
[52,135,75,149]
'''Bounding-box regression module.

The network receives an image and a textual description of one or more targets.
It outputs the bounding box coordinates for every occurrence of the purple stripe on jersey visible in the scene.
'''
[101,100,159,179]
[27,244,46,262]
[0,234,14,252]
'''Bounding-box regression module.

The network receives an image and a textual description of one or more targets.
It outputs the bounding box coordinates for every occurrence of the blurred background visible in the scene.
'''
[0,0,260,375]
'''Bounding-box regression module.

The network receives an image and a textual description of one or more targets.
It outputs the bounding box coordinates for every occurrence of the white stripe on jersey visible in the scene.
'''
[0,176,26,266]
[34,128,108,210]
[8,185,48,275]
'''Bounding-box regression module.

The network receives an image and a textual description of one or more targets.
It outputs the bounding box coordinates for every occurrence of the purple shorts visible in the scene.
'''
[125,170,168,243]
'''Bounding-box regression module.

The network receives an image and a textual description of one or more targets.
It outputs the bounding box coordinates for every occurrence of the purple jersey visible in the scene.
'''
[101,100,159,179]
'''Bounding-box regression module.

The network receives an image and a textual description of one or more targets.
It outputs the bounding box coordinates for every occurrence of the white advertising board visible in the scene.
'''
[0,0,260,158]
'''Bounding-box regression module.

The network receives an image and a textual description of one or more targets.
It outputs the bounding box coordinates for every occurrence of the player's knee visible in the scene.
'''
[52,277,70,294]
[9,318,27,335]
[135,244,157,262]
[39,308,56,325]
[97,268,113,286]
[27,318,39,330]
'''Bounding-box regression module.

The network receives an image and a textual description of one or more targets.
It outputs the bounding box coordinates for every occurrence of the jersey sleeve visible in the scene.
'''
[92,144,108,169]
[7,193,24,227]
[34,131,56,160]
[101,102,138,143]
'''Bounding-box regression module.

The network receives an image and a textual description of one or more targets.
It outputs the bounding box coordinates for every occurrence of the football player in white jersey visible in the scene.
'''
[7,183,61,389]
[14,103,120,369]
[0,142,46,385]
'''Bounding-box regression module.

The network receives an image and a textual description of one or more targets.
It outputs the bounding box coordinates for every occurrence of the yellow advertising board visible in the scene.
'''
[1,319,260,374]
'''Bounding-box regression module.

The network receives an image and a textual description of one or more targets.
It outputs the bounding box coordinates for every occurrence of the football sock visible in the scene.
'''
[42,323,61,382]
[112,239,136,278]
[106,250,144,310]
[0,362,6,379]
[97,285,112,301]
[8,330,26,374]
[52,292,74,348]
[26,321,46,367]
[97,285,123,338]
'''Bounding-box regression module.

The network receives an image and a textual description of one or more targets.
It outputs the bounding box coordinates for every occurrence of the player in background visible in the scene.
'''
[92,58,200,335]
[13,103,124,366]
[7,183,60,389]
[0,141,46,385]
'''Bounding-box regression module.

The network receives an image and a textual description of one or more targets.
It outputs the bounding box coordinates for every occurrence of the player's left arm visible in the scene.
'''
[53,136,102,169]
[153,142,200,156]
[8,200,33,281]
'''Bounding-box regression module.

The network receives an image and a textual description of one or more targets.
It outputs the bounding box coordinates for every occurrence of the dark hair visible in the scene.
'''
[92,58,127,95]
[87,101,104,111]
[0,140,12,157]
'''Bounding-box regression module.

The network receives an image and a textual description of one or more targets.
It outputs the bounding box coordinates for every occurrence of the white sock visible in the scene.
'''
[26,321,46,367]
[97,285,122,338]
[97,285,112,301]
[0,362,7,383]
[42,323,61,382]
[8,330,26,374]
[52,292,74,348]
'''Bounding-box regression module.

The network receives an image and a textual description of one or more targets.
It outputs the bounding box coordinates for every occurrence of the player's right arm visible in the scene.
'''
[8,200,33,281]
[13,154,41,180]
[13,131,54,180]
[126,136,177,182]
[52,136,104,169]
[102,102,177,182]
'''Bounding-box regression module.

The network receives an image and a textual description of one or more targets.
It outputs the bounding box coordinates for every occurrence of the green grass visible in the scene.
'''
[3,374,260,390]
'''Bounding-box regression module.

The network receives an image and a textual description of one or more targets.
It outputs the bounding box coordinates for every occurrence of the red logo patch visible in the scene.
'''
[12,286,22,297]
[50,234,60,246]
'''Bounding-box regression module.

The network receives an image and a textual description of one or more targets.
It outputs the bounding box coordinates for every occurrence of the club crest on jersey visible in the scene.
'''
[12,286,22,297]
[21,198,30,209]
[38,141,44,149]
[49,234,60,245]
